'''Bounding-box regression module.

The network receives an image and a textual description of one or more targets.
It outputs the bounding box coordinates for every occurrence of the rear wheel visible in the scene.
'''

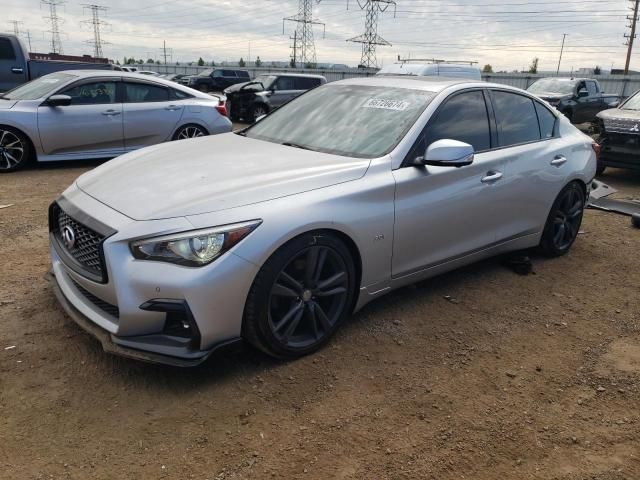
[0,127,32,173]
[173,124,208,140]
[539,182,585,257]
[243,232,356,359]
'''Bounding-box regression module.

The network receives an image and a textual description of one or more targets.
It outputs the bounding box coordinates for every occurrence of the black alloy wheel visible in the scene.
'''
[243,233,356,359]
[540,182,585,256]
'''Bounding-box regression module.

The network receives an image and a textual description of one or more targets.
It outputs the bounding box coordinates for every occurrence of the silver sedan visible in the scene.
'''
[49,76,597,366]
[0,70,232,172]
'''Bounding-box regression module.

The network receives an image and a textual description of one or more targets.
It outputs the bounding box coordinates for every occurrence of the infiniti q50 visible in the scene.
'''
[48,76,597,365]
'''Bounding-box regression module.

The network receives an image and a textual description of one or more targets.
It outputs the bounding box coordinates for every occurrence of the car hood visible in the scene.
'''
[0,99,18,109]
[76,133,370,221]
[597,108,640,121]
[531,92,572,101]
[224,81,263,95]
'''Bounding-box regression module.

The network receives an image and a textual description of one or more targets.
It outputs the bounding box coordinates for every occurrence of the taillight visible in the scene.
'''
[591,142,601,160]
[215,101,228,117]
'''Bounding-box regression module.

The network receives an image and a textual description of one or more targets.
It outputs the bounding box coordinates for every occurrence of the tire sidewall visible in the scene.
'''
[243,232,356,359]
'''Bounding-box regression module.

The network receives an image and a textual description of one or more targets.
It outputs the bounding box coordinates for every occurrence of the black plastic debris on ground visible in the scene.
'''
[503,253,534,276]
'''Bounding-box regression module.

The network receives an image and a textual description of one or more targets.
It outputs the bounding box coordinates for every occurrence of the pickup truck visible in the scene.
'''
[0,33,115,92]
[527,77,620,124]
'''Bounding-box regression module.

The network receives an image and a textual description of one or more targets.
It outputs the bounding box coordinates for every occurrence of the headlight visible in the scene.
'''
[130,220,261,267]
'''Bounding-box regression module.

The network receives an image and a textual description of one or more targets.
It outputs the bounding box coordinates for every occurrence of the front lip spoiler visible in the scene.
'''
[47,271,241,367]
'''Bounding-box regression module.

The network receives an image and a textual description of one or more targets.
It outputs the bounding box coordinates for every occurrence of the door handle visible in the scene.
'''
[481,171,503,184]
[550,155,567,167]
[165,105,182,111]
[11,67,24,74]
[102,109,121,116]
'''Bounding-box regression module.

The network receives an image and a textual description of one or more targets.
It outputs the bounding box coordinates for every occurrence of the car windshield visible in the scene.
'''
[1,72,76,100]
[197,70,213,77]
[245,85,435,158]
[621,91,640,110]
[528,79,575,95]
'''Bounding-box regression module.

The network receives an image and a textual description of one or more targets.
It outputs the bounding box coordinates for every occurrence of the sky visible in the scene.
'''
[2,0,636,72]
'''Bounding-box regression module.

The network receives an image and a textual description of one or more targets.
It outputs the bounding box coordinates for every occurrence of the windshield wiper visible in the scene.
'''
[281,141,313,151]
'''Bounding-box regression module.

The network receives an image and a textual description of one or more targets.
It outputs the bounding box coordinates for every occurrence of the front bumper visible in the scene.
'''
[48,191,259,366]
[600,143,640,170]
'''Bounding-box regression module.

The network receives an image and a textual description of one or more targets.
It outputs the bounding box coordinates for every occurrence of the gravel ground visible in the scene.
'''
[0,156,639,480]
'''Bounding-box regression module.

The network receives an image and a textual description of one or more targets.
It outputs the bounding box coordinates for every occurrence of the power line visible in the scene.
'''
[82,4,109,58]
[41,0,65,54]
[283,0,325,67]
[625,0,639,74]
[347,0,397,68]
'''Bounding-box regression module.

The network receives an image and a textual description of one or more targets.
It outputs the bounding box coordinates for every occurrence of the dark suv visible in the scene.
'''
[224,73,326,122]
[181,69,250,92]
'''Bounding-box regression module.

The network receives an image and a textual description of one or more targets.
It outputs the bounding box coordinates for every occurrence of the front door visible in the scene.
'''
[121,81,184,150]
[0,37,27,92]
[392,89,507,277]
[37,79,124,158]
[269,76,301,108]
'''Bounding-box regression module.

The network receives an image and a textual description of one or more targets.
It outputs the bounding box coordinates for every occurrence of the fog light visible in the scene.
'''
[139,299,201,349]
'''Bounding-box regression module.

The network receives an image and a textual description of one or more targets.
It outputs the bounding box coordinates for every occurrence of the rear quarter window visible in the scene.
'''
[534,102,557,139]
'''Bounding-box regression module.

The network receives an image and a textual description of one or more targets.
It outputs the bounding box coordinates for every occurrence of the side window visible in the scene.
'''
[423,90,492,153]
[295,77,320,89]
[222,70,236,77]
[171,88,192,100]
[535,102,557,139]
[586,81,598,95]
[491,91,540,146]
[274,76,296,91]
[212,70,223,77]
[0,39,16,60]
[124,82,169,103]
[59,81,117,105]
[237,71,250,79]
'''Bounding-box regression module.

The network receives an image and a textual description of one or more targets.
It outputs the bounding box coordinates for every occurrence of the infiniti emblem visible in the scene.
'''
[61,225,76,250]
[631,123,640,133]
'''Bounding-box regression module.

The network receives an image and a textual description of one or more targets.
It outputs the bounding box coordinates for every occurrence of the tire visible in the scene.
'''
[0,126,32,173]
[172,124,209,141]
[539,182,585,257]
[596,163,606,176]
[242,232,356,359]
[562,109,574,123]
[251,104,268,123]
[197,85,208,93]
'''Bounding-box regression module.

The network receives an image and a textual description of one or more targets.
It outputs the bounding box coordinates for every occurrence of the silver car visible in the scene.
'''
[0,70,232,172]
[49,76,597,366]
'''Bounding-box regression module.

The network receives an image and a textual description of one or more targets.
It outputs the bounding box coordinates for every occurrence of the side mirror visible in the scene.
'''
[46,94,72,107]
[577,89,589,98]
[416,139,474,168]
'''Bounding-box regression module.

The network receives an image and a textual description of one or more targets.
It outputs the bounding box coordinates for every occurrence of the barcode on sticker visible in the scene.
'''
[362,98,410,111]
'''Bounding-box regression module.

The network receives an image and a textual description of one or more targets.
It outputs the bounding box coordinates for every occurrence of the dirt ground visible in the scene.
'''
[1,160,639,480]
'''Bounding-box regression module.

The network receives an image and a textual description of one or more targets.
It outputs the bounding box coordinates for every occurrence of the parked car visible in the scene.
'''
[48,76,596,366]
[224,73,326,122]
[120,67,138,72]
[0,33,115,92]
[162,73,187,83]
[180,68,250,92]
[377,62,482,80]
[0,70,231,172]
[592,89,640,174]
[527,77,620,124]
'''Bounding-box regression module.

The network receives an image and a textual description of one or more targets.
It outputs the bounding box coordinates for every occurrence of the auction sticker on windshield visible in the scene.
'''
[363,98,410,111]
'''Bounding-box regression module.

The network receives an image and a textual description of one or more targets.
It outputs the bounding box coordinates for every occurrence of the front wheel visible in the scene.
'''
[251,104,268,123]
[242,232,356,359]
[0,127,32,173]
[172,124,208,140]
[539,182,585,257]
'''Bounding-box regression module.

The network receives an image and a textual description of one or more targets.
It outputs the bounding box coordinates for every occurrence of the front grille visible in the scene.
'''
[603,117,640,134]
[70,278,119,319]
[51,204,105,280]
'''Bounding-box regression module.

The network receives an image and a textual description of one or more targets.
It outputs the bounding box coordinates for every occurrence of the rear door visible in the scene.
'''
[121,80,184,150]
[37,78,124,157]
[487,89,569,239]
[0,37,27,92]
